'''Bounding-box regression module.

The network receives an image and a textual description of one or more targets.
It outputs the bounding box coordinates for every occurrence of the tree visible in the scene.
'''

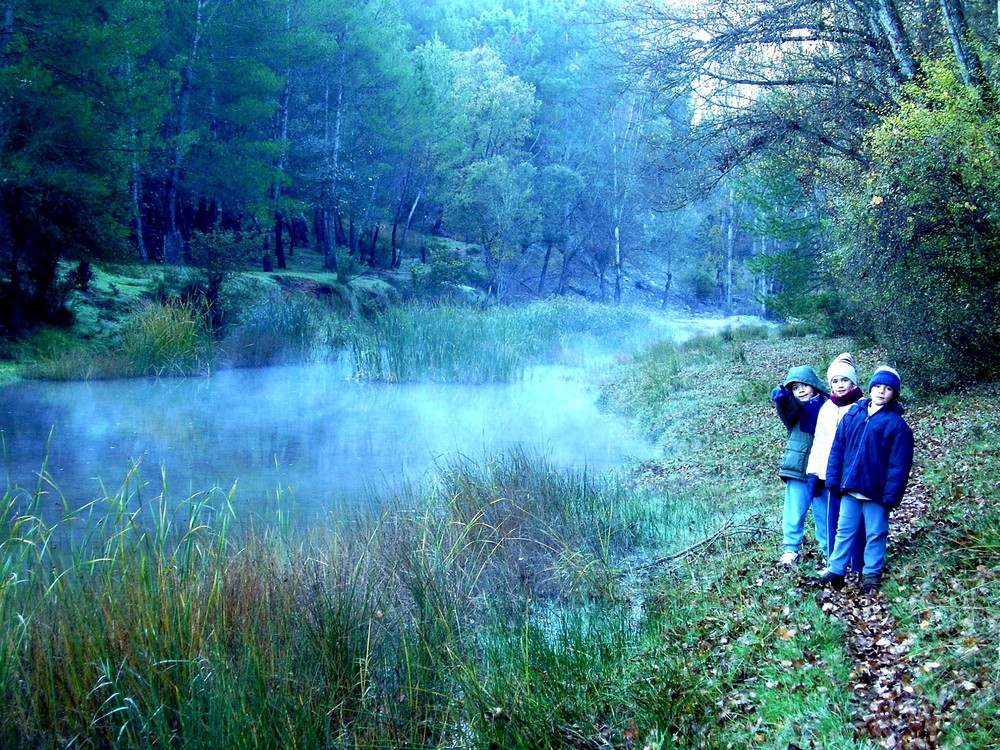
[0,0,140,333]
[534,165,585,296]
[289,0,413,271]
[448,157,539,301]
[834,61,1000,389]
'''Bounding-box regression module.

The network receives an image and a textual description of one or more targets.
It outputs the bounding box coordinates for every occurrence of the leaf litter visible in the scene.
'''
[623,338,998,749]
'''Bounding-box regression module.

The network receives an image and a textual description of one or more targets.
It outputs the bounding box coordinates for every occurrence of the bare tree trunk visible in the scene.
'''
[396,187,422,269]
[610,95,644,305]
[613,225,622,303]
[724,186,736,314]
[274,210,285,268]
[165,0,211,265]
[132,164,148,261]
[271,65,292,269]
[322,39,346,272]
[874,0,920,80]
[321,208,337,272]
[939,0,985,92]
[164,60,193,264]
[538,242,553,295]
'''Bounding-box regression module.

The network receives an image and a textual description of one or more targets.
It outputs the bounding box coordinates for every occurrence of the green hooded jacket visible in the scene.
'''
[774,365,829,481]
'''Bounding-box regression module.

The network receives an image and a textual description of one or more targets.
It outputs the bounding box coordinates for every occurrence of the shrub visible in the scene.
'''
[833,61,1000,392]
[221,291,323,367]
[118,300,214,376]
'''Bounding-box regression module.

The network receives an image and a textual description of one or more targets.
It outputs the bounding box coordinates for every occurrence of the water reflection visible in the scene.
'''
[1,314,763,529]
[0,358,654,524]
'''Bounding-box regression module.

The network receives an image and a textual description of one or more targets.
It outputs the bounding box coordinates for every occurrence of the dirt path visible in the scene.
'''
[815,479,942,749]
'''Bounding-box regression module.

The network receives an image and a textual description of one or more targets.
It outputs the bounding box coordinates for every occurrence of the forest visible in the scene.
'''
[2,0,998,389]
[2,2,1000,749]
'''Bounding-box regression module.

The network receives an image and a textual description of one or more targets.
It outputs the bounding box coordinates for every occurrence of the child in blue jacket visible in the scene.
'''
[820,365,914,594]
[771,364,829,565]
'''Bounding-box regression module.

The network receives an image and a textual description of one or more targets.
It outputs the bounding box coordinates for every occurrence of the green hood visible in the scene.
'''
[783,365,828,395]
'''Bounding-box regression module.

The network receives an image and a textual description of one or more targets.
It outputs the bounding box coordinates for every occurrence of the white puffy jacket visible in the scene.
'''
[806,399,855,479]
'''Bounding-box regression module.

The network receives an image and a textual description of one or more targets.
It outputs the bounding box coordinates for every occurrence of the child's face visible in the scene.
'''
[790,382,817,401]
[870,383,896,407]
[829,375,854,397]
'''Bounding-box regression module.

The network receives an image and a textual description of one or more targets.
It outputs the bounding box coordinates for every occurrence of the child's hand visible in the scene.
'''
[806,474,824,497]
[770,385,788,402]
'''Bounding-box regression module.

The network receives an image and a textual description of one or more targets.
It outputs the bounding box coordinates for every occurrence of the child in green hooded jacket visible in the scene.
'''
[770,364,829,565]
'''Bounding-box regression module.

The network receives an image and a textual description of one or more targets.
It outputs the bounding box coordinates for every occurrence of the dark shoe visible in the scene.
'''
[861,574,881,594]
[818,570,846,591]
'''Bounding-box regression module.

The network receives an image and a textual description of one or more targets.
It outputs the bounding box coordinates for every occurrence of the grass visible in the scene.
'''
[0,448,680,749]
[3,322,997,748]
[347,298,662,383]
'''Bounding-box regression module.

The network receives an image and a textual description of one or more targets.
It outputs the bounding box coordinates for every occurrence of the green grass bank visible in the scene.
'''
[1,321,996,749]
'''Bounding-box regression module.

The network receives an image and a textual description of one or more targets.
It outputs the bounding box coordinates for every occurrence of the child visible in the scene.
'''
[771,365,829,565]
[805,352,865,573]
[820,365,914,594]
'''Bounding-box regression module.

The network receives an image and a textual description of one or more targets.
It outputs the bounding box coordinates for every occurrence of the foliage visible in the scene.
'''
[0,0,136,335]
[680,268,716,305]
[409,244,487,300]
[834,62,1000,391]
[447,156,540,299]
[747,249,835,331]
[188,228,266,329]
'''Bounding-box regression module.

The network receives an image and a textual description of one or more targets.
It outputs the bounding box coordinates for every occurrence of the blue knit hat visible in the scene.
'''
[868,364,901,393]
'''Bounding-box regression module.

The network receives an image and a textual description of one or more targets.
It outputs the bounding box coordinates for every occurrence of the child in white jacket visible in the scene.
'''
[805,352,865,572]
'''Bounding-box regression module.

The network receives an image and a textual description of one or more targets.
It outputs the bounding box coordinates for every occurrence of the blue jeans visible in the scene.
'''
[825,489,865,571]
[782,478,828,554]
[828,494,890,577]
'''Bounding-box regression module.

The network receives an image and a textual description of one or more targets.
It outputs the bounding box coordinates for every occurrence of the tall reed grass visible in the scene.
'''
[118,301,215,377]
[24,301,216,380]
[0,450,672,749]
[221,291,324,367]
[348,299,657,383]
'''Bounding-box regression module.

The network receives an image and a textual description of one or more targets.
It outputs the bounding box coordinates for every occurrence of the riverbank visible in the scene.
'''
[603,331,999,749]
[1,326,996,748]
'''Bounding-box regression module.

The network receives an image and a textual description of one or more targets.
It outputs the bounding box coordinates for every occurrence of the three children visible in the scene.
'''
[805,353,866,573]
[772,359,914,594]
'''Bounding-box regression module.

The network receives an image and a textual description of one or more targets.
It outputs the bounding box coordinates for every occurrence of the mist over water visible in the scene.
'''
[0,314,759,529]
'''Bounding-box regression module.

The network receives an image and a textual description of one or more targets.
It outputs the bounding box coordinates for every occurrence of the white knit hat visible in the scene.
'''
[827,352,858,386]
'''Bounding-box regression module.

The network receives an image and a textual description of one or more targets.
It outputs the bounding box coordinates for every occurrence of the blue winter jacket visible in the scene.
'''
[826,398,914,510]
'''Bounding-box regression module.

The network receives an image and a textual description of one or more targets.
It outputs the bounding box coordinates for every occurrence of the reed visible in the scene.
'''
[118,300,215,377]
[221,291,323,367]
[0,446,669,748]
[348,300,659,383]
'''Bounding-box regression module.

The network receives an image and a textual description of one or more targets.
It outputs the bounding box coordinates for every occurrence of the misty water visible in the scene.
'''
[0,315,756,532]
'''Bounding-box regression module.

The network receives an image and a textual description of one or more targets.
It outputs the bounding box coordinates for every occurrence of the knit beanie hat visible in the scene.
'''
[868,364,901,393]
[826,352,858,386]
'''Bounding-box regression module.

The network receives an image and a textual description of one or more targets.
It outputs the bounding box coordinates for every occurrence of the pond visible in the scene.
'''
[0,314,757,532]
